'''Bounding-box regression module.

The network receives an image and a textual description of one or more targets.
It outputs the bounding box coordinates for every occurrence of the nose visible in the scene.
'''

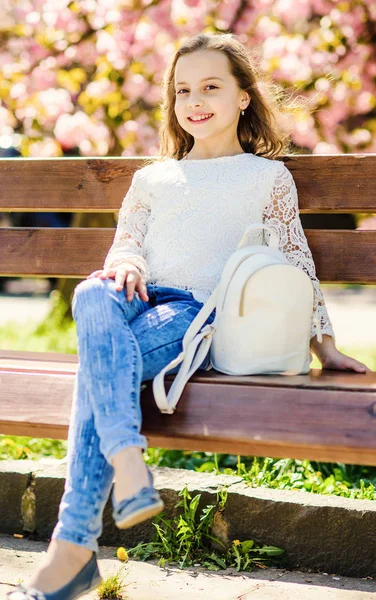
[188,93,204,109]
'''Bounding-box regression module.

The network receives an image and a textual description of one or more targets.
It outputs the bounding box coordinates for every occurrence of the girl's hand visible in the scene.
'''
[86,264,149,302]
[320,348,372,373]
[310,334,372,373]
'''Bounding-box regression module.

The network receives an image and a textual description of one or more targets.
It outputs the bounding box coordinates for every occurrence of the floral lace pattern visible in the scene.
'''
[103,170,150,280]
[103,154,334,341]
[263,161,335,341]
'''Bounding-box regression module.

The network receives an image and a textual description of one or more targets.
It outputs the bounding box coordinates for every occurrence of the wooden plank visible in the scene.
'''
[0,349,78,363]
[0,155,376,213]
[0,228,375,283]
[0,369,376,465]
[285,154,376,213]
[1,350,376,391]
[0,158,143,212]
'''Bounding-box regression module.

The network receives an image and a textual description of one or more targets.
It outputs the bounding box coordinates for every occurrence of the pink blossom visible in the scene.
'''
[355,92,375,115]
[0,106,17,134]
[143,83,162,105]
[54,110,110,155]
[313,142,342,154]
[28,138,63,157]
[29,66,57,93]
[184,0,201,7]
[357,216,376,230]
[34,88,74,128]
[291,114,320,149]
[273,0,312,26]
[121,74,150,104]
[86,79,117,99]
[65,40,98,67]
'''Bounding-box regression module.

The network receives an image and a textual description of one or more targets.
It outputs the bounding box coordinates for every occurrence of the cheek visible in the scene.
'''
[174,99,183,117]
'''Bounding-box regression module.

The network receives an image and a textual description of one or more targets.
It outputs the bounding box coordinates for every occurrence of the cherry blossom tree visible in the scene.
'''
[0,0,375,157]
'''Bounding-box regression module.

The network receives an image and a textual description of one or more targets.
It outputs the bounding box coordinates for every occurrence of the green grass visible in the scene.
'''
[1,290,375,501]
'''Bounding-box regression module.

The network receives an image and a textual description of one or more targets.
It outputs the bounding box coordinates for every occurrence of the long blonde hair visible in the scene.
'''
[145,32,309,164]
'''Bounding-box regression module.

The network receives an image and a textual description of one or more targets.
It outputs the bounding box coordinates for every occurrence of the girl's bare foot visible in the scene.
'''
[111,446,150,503]
[27,539,93,594]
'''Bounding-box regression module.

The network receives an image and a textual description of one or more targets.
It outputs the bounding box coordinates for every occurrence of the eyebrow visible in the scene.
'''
[175,76,224,86]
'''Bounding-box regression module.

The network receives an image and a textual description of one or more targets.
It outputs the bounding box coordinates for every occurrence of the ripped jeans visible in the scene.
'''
[50,277,215,553]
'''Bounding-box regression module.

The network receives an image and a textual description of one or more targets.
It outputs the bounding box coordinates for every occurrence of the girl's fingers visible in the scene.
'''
[138,282,149,301]
[125,272,136,300]
[87,270,103,279]
[86,267,148,302]
[115,268,127,291]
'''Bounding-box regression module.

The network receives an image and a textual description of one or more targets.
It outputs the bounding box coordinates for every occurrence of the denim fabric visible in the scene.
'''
[51,277,215,552]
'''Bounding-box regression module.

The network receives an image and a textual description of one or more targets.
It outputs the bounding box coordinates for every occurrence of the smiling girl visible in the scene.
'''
[8,31,370,600]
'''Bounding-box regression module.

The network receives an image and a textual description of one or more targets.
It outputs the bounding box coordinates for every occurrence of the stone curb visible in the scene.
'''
[0,459,375,578]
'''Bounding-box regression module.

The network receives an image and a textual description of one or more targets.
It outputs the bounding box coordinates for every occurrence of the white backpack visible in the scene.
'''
[153,223,323,414]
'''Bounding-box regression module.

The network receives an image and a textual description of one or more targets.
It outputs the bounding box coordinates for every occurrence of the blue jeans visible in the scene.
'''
[50,277,215,552]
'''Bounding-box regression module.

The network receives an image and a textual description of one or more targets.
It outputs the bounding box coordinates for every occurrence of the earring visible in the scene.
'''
[241,110,245,115]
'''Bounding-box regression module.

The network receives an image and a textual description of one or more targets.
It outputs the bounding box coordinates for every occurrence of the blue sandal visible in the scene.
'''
[112,465,164,529]
[6,552,102,600]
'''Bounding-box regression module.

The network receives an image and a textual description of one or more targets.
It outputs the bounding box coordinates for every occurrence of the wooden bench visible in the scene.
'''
[1,155,376,466]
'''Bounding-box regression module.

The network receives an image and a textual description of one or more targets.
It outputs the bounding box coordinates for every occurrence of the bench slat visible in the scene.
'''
[1,368,375,465]
[1,351,376,391]
[1,228,375,283]
[1,155,376,213]
[0,158,138,212]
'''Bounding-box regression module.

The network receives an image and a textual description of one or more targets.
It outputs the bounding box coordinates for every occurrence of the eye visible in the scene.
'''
[176,85,218,94]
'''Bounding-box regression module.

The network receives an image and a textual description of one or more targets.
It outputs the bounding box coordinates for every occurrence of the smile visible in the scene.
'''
[188,114,214,123]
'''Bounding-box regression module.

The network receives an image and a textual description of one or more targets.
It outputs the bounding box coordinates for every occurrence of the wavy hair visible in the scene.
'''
[145,32,310,164]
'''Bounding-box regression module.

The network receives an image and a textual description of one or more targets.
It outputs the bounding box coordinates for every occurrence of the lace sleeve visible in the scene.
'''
[103,170,150,280]
[262,162,335,342]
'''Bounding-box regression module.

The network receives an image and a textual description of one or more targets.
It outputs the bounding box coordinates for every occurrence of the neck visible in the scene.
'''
[185,149,245,160]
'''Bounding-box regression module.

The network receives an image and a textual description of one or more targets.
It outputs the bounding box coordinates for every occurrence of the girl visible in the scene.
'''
[8,32,370,600]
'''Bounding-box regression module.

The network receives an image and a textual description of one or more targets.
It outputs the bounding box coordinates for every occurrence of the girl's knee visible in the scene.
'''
[74,277,115,297]
[72,277,117,314]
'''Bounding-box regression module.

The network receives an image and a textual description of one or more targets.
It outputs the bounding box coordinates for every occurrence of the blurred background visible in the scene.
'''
[1,0,376,159]
[1,0,376,291]
[0,1,375,493]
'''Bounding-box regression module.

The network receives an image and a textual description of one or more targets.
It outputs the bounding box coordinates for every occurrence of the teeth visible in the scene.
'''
[190,114,212,121]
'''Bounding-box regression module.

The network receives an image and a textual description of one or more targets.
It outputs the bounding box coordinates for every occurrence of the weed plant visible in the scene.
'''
[125,485,285,571]
[96,567,128,599]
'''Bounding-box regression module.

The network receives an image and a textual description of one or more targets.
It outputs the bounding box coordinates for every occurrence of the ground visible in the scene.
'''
[1,534,375,599]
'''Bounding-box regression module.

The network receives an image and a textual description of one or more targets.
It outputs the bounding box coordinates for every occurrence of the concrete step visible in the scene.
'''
[1,460,376,580]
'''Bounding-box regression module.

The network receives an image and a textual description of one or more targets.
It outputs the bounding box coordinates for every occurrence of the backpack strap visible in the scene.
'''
[152,285,219,414]
[238,223,280,250]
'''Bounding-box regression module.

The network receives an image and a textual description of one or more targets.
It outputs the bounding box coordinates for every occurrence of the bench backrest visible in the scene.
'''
[0,155,375,283]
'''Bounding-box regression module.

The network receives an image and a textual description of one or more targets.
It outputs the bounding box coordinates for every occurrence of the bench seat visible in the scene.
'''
[1,155,375,466]
[1,349,376,466]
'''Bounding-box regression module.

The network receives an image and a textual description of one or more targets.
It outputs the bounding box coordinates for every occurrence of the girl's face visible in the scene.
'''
[174,49,249,149]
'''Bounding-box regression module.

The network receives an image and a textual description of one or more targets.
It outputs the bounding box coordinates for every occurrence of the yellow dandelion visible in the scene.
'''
[232,539,241,546]
[116,547,128,562]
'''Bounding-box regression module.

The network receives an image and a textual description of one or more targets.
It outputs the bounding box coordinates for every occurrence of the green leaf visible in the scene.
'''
[209,553,227,569]
[256,545,285,556]
[240,540,255,553]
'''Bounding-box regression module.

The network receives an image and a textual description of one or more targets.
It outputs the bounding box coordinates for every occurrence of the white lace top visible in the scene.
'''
[103,152,334,341]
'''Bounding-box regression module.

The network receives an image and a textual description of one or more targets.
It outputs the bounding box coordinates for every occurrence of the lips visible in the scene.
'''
[188,114,214,122]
